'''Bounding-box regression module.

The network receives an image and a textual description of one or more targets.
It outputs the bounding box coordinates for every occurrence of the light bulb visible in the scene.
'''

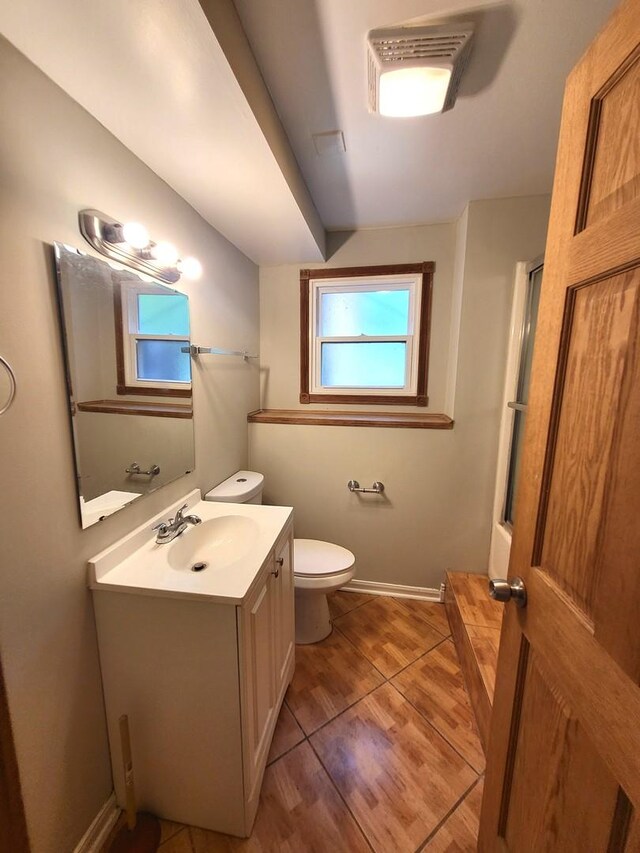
[178,256,203,280]
[153,241,179,267]
[122,221,150,249]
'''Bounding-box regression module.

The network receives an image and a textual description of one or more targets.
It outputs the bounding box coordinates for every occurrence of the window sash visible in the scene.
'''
[309,275,421,396]
[121,284,192,390]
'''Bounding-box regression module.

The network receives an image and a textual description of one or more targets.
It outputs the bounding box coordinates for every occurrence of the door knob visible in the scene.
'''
[488,577,527,608]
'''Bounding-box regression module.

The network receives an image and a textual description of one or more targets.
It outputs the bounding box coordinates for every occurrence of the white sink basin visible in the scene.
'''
[168,516,259,572]
[88,489,293,603]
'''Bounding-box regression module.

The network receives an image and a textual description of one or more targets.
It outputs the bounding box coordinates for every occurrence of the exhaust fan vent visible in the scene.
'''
[367,22,474,115]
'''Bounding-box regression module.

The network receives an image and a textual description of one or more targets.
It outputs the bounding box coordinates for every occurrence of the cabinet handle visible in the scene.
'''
[271,556,284,578]
[276,557,284,566]
[271,568,280,578]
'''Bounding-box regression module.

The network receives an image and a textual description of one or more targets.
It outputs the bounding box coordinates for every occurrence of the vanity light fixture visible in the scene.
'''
[78,209,202,284]
[152,240,180,267]
[367,22,474,117]
[122,221,150,250]
[178,256,203,280]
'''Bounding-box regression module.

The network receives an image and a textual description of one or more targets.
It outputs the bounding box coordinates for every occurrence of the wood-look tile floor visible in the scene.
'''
[446,574,503,631]
[152,592,484,853]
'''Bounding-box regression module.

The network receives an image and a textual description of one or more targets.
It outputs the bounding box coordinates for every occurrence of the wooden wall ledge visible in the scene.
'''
[77,399,193,419]
[247,409,453,429]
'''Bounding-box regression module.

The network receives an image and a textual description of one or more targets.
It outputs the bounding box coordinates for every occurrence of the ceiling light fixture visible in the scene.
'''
[78,210,202,284]
[367,22,474,118]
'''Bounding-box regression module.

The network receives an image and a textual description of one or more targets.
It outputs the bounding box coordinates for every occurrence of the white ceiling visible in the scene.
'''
[0,0,325,264]
[234,0,618,229]
[0,0,619,262]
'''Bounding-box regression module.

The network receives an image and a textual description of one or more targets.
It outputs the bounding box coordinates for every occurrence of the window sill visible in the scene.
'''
[247,409,453,429]
[77,399,193,419]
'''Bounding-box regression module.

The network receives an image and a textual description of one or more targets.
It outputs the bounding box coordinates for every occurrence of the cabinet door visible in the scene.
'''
[239,569,276,799]
[273,529,295,692]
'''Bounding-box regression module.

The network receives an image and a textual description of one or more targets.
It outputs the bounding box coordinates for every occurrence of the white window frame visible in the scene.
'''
[308,273,422,398]
[120,282,191,391]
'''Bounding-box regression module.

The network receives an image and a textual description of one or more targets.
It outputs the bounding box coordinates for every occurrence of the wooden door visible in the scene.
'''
[479,1,640,850]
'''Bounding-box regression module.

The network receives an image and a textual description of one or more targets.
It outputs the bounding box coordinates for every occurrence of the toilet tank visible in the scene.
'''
[204,470,264,504]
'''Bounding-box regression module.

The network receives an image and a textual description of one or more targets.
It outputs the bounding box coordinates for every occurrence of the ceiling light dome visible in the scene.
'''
[368,22,474,117]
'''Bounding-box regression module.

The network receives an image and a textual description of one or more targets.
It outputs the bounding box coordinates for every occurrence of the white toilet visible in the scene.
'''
[205,471,356,644]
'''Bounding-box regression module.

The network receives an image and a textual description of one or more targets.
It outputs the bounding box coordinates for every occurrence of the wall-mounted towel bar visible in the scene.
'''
[181,345,258,361]
[348,480,385,494]
[0,356,16,416]
[125,462,160,476]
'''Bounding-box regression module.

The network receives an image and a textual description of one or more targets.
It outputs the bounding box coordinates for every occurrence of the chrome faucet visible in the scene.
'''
[153,504,201,544]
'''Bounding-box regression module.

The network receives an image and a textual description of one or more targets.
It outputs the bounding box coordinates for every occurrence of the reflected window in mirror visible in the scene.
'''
[116,282,192,395]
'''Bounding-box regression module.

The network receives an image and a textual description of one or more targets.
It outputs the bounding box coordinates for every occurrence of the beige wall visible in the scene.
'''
[0,38,259,853]
[251,196,550,590]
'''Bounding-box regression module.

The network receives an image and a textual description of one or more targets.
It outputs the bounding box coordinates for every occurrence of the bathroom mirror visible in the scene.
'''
[54,243,195,528]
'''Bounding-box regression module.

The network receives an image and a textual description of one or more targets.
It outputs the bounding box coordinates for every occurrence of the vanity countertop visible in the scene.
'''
[88,489,293,604]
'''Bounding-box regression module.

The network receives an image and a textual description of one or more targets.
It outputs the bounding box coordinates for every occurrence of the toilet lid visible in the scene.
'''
[294,539,355,577]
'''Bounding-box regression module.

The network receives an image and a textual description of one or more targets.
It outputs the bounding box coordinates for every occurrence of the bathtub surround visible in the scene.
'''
[251,196,550,591]
[0,38,259,853]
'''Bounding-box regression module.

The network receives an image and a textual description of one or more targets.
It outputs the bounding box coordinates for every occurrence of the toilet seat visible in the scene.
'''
[294,539,355,578]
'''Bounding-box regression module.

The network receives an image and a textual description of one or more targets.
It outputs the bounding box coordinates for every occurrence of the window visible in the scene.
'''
[300,263,433,405]
[115,282,192,397]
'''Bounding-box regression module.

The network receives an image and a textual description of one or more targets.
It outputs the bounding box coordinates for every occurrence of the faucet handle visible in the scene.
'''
[172,504,189,524]
[153,521,168,533]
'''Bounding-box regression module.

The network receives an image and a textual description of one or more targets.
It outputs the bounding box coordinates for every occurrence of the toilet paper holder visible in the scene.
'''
[347,480,385,494]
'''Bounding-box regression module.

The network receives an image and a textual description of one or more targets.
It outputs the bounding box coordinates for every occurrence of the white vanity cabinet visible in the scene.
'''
[91,505,294,838]
[240,531,294,814]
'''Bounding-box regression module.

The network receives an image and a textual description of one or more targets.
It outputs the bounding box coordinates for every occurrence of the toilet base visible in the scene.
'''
[294,588,333,644]
[293,540,356,645]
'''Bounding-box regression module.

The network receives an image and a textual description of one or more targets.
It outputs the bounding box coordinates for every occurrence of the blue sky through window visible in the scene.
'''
[320,289,410,337]
[138,293,189,336]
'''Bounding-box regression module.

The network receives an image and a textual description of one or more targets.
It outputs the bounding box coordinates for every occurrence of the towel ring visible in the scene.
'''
[0,356,16,416]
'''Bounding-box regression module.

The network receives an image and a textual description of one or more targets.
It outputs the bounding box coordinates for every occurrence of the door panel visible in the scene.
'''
[480,1,640,849]
[273,531,295,689]
[538,271,639,623]
[502,647,620,852]
[240,570,276,799]
[582,48,640,228]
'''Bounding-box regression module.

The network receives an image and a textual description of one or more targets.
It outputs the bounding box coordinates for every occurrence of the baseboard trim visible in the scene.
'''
[73,793,120,853]
[343,579,442,602]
